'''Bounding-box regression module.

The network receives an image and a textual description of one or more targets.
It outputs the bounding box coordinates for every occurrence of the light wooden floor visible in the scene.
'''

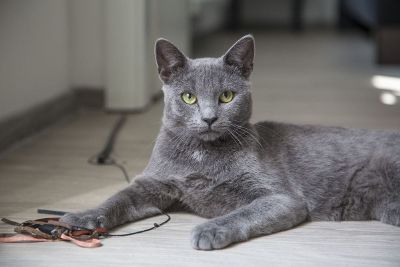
[1,31,400,266]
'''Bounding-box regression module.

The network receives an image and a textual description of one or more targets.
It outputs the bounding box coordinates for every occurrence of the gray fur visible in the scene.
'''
[61,35,400,250]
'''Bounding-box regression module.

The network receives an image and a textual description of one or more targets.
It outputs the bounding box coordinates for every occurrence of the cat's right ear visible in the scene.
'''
[223,35,255,79]
[155,38,187,83]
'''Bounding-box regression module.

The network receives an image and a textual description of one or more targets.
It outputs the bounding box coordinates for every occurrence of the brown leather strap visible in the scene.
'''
[47,219,71,229]
[1,217,106,248]
[0,233,50,243]
[60,233,102,248]
[0,233,101,248]
[1,218,21,226]
[14,226,53,239]
[25,217,62,225]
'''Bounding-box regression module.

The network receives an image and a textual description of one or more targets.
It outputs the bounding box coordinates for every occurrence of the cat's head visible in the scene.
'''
[155,35,255,142]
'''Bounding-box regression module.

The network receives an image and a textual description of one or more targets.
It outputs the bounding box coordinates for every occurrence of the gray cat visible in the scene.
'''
[61,35,400,250]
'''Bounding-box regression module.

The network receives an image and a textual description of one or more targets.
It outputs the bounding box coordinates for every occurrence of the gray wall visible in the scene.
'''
[191,0,231,37]
[0,0,191,119]
[69,0,105,89]
[0,0,70,120]
[241,0,338,27]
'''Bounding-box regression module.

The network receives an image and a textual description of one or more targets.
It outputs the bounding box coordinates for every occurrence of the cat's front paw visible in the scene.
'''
[60,210,109,229]
[191,222,235,250]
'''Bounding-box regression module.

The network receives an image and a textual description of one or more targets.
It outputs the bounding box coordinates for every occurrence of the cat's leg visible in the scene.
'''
[191,194,308,250]
[61,176,180,229]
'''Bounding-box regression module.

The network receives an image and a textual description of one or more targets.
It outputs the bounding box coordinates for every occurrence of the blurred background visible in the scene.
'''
[1,1,400,264]
[0,0,399,152]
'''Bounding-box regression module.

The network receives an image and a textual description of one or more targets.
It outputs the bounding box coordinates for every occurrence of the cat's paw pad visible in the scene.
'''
[191,223,234,250]
[60,211,108,229]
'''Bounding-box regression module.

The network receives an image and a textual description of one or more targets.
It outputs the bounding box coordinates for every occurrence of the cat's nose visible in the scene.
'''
[202,117,218,126]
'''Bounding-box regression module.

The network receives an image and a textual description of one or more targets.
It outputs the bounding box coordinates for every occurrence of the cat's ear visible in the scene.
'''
[155,38,187,83]
[223,34,255,79]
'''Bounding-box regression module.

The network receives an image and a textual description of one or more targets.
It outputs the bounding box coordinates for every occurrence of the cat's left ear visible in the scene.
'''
[155,38,187,83]
[223,34,255,79]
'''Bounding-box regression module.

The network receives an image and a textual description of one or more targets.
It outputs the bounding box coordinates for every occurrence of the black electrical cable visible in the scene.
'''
[88,154,131,183]
[37,209,67,216]
[104,214,171,237]
[88,114,131,183]
[95,114,127,165]
[38,113,171,236]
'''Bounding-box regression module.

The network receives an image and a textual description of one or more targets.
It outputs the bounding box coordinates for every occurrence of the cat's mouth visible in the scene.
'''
[198,129,221,141]
[199,129,216,134]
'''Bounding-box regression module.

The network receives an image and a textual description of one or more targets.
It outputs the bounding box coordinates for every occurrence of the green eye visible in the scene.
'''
[219,91,235,103]
[181,92,197,105]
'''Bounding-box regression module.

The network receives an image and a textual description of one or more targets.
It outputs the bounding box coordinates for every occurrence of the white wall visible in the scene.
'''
[105,0,191,110]
[0,0,192,117]
[70,0,190,110]
[105,0,148,110]
[0,0,70,120]
[69,0,105,89]
[147,0,191,97]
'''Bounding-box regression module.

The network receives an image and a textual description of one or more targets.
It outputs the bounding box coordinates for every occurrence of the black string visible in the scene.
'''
[87,114,131,183]
[103,214,171,237]
[37,209,67,216]
[88,155,131,183]
[96,115,127,165]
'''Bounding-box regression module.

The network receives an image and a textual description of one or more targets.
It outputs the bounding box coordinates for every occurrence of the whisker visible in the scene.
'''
[230,120,275,148]
[227,128,243,149]
[251,122,285,141]
[230,123,264,150]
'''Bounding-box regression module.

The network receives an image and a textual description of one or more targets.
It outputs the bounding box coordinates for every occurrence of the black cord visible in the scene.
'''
[88,155,131,183]
[87,114,131,183]
[96,115,127,164]
[37,209,67,216]
[104,214,171,237]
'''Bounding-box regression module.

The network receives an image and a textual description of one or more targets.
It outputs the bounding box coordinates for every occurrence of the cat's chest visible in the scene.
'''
[184,147,240,169]
[155,148,240,178]
[180,148,261,179]
[190,149,206,162]
[149,137,261,178]
[188,149,227,164]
